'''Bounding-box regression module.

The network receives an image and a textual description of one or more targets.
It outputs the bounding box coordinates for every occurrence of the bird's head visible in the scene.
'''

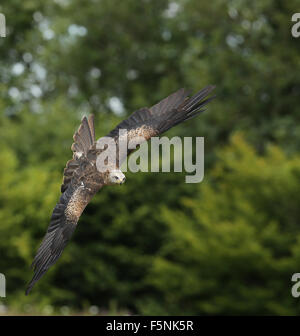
[107,169,126,185]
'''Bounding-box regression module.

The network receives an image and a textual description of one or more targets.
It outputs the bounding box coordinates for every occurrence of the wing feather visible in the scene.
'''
[61,115,96,193]
[26,183,100,294]
[106,85,216,167]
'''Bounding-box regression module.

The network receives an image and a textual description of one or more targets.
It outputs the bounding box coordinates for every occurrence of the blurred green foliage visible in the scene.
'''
[0,0,299,315]
[144,134,300,315]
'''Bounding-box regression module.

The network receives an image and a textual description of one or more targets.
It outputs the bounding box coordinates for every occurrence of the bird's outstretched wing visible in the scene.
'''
[26,115,101,295]
[106,85,216,167]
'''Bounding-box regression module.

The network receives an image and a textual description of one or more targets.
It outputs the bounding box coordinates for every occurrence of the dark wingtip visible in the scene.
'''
[203,94,217,105]
[207,84,216,90]
[26,263,37,295]
[25,284,32,296]
[203,84,216,96]
[202,84,216,97]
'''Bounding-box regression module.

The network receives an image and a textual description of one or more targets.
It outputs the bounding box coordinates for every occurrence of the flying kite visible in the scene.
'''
[26,85,216,294]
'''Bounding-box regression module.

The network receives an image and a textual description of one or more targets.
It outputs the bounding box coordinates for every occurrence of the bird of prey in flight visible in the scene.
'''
[26,85,215,294]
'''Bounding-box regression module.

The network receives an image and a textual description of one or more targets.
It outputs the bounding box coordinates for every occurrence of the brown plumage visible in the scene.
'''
[26,85,216,294]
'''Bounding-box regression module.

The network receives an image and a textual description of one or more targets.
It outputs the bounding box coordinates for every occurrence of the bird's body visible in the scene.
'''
[26,85,216,294]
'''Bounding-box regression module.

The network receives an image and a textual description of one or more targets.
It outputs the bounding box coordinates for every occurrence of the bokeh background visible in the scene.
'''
[0,0,299,315]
